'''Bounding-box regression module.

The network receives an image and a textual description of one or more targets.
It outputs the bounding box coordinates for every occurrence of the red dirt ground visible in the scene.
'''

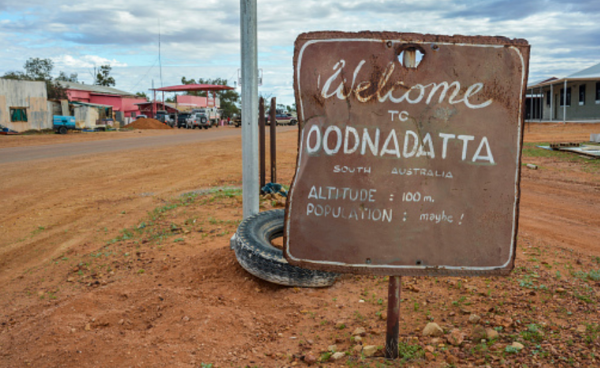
[0,123,599,368]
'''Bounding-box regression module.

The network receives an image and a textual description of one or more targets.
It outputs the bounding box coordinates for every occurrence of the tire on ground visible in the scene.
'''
[232,209,338,287]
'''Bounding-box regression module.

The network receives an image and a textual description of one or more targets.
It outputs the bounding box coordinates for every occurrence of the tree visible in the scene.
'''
[56,71,79,83]
[24,57,54,81]
[180,77,240,118]
[94,65,115,86]
[135,92,150,102]
[1,57,68,99]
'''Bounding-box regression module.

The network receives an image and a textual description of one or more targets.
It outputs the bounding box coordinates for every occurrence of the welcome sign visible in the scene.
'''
[284,32,530,276]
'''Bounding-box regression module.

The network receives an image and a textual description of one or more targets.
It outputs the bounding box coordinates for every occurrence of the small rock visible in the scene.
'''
[526,164,538,170]
[446,355,459,364]
[422,322,444,337]
[331,352,345,361]
[303,354,317,364]
[425,351,435,361]
[352,327,366,336]
[447,329,465,346]
[362,345,378,357]
[327,344,337,352]
[335,321,346,329]
[576,325,586,333]
[118,319,124,325]
[353,345,363,353]
[468,314,481,324]
[431,338,441,345]
[379,312,387,320]
[472,325,487,341]
[486,328,499,340]
[497,316,513,328]
[556,288,566,294]
[182,316,190,322]
[67,277,74,283]
[353,336,362,343]
[358,299,365,303]
[510,342,524,350]
[84,324,91,331]
[425,345,435,353]
[407,284,420,292]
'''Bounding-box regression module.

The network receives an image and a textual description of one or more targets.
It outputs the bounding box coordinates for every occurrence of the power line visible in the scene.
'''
[130,58,159,92]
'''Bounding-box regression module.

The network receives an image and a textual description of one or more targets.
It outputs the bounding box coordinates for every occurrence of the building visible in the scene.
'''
[136,101,180,117]
[60,81,146,122]
[0,79,52,133]
[526,62,600,122]
[175,95,220,109]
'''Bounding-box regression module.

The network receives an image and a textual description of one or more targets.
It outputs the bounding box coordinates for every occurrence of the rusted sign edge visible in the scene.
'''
[283,32,530,277]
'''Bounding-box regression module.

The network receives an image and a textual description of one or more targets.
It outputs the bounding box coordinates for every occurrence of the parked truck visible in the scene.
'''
[191,107,220,128]
[155,110,175,127]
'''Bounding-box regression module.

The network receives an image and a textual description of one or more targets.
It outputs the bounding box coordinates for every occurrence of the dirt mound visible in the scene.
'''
[123,118,172,130]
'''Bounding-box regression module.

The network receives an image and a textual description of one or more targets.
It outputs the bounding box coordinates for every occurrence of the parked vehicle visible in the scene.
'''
[53,115,77,134]
[135,114,148,120]
[191,107,220,128]
[155,110,175,127]
[187,112,211,129]
[177,113,192,128]
[266,110,298,126]
[232,115,241,127]
[267,113,297,126]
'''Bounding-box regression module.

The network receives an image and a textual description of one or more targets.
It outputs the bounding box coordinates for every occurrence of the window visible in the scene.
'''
[10,107,27,122]
[579,84,586,105]
[560,87,571,106]
[546,91,551,106]
[596,82,600,102]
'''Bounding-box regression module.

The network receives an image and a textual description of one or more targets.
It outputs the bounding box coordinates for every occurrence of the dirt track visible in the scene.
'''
[0,123,599,367]
[0,126,295,163]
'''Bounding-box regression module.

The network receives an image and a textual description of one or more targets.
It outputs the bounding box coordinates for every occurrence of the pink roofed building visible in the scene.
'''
[61,81,147,120]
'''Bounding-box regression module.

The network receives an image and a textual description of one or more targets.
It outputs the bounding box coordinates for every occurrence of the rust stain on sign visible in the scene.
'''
[284,32,530,277]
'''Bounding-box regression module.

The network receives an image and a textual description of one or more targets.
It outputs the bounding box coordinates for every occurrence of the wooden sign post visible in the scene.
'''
[285,32,530,358]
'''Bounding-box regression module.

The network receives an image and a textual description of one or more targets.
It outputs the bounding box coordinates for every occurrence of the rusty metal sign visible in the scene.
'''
[283,32,530,276]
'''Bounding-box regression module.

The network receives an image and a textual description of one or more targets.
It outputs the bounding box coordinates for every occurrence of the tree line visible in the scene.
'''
[1,57,116,99]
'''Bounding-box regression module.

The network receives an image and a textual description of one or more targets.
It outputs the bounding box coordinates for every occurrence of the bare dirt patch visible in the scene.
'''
[0,124,599,367]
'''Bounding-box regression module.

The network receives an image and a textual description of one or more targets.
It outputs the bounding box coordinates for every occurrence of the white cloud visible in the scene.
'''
[0,0,599,106]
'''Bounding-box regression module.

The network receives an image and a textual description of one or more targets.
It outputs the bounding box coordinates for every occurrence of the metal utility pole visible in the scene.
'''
[240,0,259,219]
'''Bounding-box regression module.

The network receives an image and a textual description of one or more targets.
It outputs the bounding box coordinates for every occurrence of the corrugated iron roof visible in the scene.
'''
[59,81,136,97]
[567,62,600,79]
[151,84,233,92]
[528,62,600,89]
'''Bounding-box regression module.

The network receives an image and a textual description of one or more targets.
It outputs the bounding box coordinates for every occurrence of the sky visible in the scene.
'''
[1,0,599,107]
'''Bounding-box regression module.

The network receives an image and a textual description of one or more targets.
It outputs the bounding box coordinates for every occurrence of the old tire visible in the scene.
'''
[232,209,338,287]
[59,126,67,135]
